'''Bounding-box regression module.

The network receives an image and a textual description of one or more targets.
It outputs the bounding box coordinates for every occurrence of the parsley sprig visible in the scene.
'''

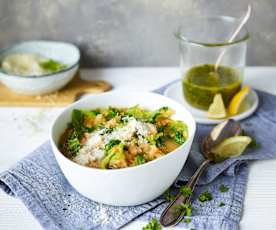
[164,189,176,202]
[218,202,225,207]
[174,202,192,223]
[166,186,193,223]
[180,186,192,197]
[198,191,213,203]
[219,184,229,193]
[142,218,161,230]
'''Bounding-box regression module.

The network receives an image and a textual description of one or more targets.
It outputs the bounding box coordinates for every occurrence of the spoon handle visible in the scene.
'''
[214,5,251,71]
[160,159,211,227]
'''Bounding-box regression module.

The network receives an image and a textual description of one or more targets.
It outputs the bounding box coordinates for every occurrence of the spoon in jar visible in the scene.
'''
[160,119,243,227]
[214,5,251,73]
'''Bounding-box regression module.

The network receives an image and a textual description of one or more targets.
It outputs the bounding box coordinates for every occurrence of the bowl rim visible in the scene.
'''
[0,40,80,79]
[50,91,196,174]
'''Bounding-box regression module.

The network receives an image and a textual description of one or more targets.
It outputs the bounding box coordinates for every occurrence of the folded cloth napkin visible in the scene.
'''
[1,80,276,230]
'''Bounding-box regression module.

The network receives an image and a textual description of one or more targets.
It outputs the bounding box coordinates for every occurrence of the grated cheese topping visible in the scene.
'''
[73,117,156,166]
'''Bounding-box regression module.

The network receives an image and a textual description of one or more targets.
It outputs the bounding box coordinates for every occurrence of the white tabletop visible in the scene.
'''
[1,67,276,230]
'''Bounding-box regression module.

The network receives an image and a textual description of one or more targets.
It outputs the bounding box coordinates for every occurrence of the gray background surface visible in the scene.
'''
[0,0,275,67]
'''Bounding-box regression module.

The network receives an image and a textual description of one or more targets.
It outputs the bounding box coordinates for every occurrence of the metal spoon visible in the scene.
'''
[214,5,252,72]
[160,119,242,227]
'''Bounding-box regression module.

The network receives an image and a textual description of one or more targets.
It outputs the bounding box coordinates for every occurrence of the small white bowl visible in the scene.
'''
[50,91,196,206]
[0,40,80,95]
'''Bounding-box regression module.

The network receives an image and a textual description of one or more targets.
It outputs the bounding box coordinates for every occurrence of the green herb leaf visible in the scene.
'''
[39,59,66,72]
[164,189,176,202]
[150,106,169,123]
[135,154,145,165]
[126,105,152,122]
[86,127,94,133]
[142,218,161,230]
[165,120,188,145]
[218,202,225,207]
[105,107,119,119]
[71,109,86,138]
[198,191,213,203]
[104,139,121,153]
[174,203,192,217]
[180,186,192,197]
[146,133,164,146]
[184,217,191,223]
[175,131,185,145]
[108,143,126,168]
[67,136,80,153]
[219,184,229,193]
[104,128,114,134]
[62,129,81,157]
[72,109,97,136]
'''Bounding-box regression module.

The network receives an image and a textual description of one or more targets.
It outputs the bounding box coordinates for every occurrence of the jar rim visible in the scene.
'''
[175,16,250,47]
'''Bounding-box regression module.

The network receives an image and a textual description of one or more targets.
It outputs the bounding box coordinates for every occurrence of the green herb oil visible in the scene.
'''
[182,64,242,110]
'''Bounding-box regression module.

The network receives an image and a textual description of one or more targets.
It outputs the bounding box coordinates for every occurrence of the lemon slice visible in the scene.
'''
[228,86,251,116]
[211,136,252,161]
[207,94,227,119]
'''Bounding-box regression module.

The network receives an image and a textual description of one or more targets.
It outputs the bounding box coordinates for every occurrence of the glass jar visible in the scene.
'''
[176,16,249,110]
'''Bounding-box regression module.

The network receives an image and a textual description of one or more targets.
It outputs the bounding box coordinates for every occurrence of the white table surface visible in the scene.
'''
[1,67,276,230]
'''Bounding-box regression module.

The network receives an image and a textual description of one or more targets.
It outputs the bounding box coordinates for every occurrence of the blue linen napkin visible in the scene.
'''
[1,80,276,230]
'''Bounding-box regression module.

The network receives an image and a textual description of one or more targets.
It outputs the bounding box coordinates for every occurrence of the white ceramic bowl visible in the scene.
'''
[0,40,80,95]
[50,91,196,206]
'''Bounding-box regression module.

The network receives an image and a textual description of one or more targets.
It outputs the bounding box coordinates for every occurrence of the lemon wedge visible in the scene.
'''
[207,94,227,119]
[210,136,252,161]
[228,86,251,116]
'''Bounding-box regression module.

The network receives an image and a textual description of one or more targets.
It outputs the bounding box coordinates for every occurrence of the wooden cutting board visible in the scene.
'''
[0,73,112,107]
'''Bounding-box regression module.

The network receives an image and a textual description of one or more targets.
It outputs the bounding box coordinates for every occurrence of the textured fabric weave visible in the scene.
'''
[1,80,276,230]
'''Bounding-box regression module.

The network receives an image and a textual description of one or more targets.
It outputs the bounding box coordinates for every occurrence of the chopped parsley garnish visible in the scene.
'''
[219,184,229,193]
[156,136,165,147]
[104,139,121,153]
[146,135,157,145]
[180,186,192,197]
[164,187,193,223]
[198,191,213,203]
[106,107,119,119]
[174,203,192,218]
[218,202,225,207]
[146,133,164,146]
[184,217,191,223]
[175,131,185,145]
[150,106,169,123]
[86,127,94,133]
[157,126,165,132]
[164,189,176,202]
[104,128,114,134]
[166,121,188,145]
[142,218,161,230]
[135,154,145,165]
